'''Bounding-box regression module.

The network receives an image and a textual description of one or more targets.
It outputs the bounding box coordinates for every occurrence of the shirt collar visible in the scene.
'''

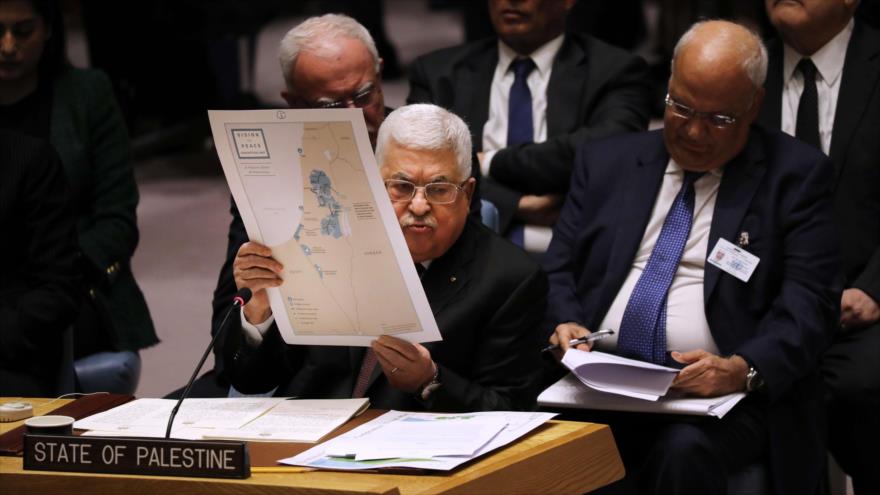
[667,158,724,178]
[498,34,565,78]
[783,18,853,87]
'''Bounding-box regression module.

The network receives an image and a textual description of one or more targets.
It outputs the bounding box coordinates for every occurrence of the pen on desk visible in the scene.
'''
[541,329,615,353]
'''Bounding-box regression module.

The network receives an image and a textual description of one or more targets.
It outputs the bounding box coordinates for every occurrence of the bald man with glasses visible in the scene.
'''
[221,104,548,412]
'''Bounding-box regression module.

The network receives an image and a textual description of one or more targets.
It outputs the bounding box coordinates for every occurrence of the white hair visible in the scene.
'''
[376,104,473,181]
[672,20,768,87]
[278,14,380,88]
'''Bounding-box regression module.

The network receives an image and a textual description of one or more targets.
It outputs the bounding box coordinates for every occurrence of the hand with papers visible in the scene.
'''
[541,349,745,418]
[371,335,436,393]
[538,349,745,418]
[669,349,750,397]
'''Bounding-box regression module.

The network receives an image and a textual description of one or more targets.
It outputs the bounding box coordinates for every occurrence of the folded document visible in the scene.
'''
[561,349,680,400]
[539,373,745,419]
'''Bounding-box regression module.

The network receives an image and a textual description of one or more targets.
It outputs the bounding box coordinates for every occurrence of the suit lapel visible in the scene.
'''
[830,21,880,184]
[595,134,668,322]
[421,220,476,317]
[704,130,766,300]
[758,39,784,130]
[455,44,497,148]
[363,222,477,392]
[546,37,587,137]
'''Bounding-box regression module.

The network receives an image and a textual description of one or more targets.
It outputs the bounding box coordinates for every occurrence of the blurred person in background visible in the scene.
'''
[0,0,158,390]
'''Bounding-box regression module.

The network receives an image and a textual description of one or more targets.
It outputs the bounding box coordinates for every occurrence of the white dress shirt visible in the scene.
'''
[481,35,564,252]
[780,19,853,155]
[480,35,564,175]
[595,160,722,355]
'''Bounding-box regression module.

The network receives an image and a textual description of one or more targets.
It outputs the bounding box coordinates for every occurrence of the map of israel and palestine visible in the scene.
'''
[209,109,440,346]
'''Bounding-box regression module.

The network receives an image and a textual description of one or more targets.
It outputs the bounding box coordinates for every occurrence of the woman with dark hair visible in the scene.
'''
[0,0,158,390]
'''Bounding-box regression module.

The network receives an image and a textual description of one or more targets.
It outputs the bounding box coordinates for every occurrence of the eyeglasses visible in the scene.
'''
[384,179,466,205]
[665,94,739,129]
[313,83,378,110]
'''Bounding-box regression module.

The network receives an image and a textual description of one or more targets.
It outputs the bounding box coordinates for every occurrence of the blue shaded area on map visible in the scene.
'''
[294,224,303,241]
[300,245,312,256]
[314,264,323,279]
[309,170,343,239]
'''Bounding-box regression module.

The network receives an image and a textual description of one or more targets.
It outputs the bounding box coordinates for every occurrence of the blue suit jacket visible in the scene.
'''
[544,127,840,495]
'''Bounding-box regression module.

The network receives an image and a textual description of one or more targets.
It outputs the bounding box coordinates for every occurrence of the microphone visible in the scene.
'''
[165,288,252,438]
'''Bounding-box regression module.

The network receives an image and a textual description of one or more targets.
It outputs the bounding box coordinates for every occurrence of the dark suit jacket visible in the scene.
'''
[543,128,840,495]
[50,68,157,351]
[0,131,80,396]
[219,218,548,412]
[407,33,651,231]
[758,21,880,304]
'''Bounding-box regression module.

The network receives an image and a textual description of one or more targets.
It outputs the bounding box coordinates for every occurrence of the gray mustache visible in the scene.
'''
[400,213,437,229]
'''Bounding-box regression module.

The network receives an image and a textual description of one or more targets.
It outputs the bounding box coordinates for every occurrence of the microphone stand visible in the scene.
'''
[165,289,252,438]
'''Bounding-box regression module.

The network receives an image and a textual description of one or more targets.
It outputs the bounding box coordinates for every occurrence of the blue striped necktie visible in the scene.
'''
[616,171,704,364]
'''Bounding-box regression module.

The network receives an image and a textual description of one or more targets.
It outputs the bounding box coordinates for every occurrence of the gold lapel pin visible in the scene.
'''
[738,231,750,247]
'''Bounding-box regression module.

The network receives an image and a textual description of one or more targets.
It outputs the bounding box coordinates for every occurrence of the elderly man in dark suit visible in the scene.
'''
[173,14,487,399]
[758,1,880,493]
[407,0,651,247]
[544,20,839,494]
[0,131,79,396]
[221,104,547,411]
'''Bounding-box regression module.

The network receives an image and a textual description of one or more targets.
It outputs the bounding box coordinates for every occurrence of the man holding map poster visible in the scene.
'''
[221,104,547,412]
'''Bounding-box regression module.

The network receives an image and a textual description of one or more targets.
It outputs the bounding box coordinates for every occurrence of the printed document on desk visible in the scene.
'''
[74,397,370,442]
[561,349,680,400]
[281,410,557,471]
[539,373,745,419]
[209,109,440,346]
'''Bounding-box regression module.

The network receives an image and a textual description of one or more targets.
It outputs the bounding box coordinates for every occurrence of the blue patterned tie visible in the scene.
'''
[617,171,704,364]
[507,58,535,146]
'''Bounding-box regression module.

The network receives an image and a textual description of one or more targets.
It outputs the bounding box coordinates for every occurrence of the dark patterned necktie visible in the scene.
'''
[352,349,376,398]
[507,58,536,147]
[795,58,821,150]
[616,171,703,364]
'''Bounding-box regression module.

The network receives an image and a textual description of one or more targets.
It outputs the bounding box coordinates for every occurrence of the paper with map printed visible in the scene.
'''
[209,109,441,346]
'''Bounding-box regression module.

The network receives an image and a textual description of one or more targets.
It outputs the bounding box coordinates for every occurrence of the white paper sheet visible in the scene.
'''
[74,398,369,443]
[201,398,369,443]
[325,415,507,460]
[538,373,745,418]
[73,398,287,431]
[280,410,556,471]
[208,109,441,346]
[561,349,680,400]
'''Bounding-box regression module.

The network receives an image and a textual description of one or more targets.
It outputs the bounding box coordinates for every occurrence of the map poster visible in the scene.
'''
[209,109,441,346]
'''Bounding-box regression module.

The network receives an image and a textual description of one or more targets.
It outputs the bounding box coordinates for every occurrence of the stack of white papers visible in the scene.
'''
[73,397,369,442]
[539,373,745,419]
[281,410,557,471]
[562,349,680,400]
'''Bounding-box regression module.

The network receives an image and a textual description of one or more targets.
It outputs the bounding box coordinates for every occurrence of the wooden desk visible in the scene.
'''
[0,398,624,495]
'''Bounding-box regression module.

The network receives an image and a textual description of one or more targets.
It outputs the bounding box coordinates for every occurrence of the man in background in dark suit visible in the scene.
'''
[544,20,839,494]
[759,1,880,492]
[0,131,79,396]
[407,0,651,249]
[221,104,547,411]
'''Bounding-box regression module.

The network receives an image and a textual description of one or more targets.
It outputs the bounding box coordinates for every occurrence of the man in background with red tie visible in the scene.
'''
[222,104,547,412]
[758,2,880,493]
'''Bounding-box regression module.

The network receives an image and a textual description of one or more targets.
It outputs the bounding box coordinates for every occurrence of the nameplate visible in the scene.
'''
[23,434,250,479]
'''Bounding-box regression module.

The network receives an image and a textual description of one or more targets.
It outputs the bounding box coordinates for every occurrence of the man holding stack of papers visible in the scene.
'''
[540,20,839,495]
